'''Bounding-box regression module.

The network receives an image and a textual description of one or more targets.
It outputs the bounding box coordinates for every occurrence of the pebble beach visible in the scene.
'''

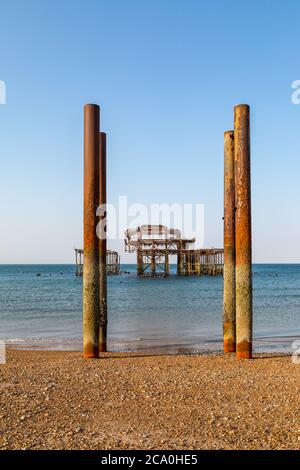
[1,349,300,450]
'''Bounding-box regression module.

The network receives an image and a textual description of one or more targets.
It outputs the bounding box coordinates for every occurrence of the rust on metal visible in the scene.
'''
[223,130,236,353]
[124,225,223,277]
[177,246,183,275]
[99,132,107,352]
[83,104,100,358]
[234,104,253,360]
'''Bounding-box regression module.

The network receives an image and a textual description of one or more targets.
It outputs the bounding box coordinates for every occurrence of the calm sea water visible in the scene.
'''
[0,264,299,353]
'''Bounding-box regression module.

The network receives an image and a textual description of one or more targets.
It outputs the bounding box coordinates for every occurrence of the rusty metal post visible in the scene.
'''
[165,250,169,276]
[177,252,182,275]
[83,104,100,358]
[190,252,194,274]
[234,104,253,359]
[99,132,107,352]
[193,252,196,274]
[137,246,143,275]
[223,130,236,353]
[185,252,189,275]
[151,251,156,276]
[177,241,183,275]
[195,251,200,275]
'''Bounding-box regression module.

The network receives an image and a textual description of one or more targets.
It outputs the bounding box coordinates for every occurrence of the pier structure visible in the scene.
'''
[75,248,120,277]
[124,225,223,277]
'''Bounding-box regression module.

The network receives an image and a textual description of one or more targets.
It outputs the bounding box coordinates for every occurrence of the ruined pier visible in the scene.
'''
[124,225,223,277]
[75,248,120,277]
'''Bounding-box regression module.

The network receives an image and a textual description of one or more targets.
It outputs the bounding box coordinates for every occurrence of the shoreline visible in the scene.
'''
[3,333,298,354]
[1,349,299,450]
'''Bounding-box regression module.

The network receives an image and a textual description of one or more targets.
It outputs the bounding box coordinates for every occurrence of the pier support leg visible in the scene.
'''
[186,252,191,275]
[99,132,107,352]
[191,252,196,274]
[177,242,183,275]
[165,250,169,275]
[137,249,143,276]
[151,251,156,276]
[223,130,236,353]
[234,104,253,359]
[195,251,200,275]
[83,104,100,358]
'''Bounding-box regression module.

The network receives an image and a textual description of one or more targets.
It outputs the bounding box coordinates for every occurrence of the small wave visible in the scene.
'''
[125,338,144,342]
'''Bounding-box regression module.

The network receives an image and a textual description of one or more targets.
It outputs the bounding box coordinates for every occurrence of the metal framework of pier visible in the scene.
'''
[75,248,120,276]
[124,225,223,277]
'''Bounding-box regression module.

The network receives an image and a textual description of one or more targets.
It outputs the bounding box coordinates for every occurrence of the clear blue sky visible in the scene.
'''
[0,0,299,263]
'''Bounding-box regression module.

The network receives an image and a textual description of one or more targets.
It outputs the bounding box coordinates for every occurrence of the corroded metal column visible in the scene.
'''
[186,252,191,275]
[177,241,183,275]
[234,104,253,359]
[137,246,143,275]
[164,241,169,275]
[151,250,156,276]
[195,251,200,275]
[223,130,236,353]
[83,104,100,358]
[99,132,107,352]
[191,252,195,273]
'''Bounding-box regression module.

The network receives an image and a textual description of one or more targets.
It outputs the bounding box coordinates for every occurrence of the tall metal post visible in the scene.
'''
[99,132,107,352]
[223,130,236,352]
[234,104,253,359]
[137,247,143,275]
[151,251,156,276]
[177,241,183,275]
[83,104,100,358]
[164,251,169,275]
[186,252,191,275]
[195,251,200,275]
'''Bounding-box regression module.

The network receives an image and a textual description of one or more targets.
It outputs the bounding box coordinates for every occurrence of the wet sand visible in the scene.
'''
[0,349,300,450]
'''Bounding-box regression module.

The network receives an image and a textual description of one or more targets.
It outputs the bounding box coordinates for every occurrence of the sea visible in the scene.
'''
[0,264,300,354]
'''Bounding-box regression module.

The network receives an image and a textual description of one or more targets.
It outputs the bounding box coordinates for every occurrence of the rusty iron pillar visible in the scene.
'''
[177,242,183,275]
[234,104,253,359]
[137,247,143,275]
[83,104,100,358]
[223,131,236,353]
[99,132,108,352]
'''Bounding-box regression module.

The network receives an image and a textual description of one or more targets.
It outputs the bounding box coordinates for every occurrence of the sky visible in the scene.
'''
[0,0,300,263]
